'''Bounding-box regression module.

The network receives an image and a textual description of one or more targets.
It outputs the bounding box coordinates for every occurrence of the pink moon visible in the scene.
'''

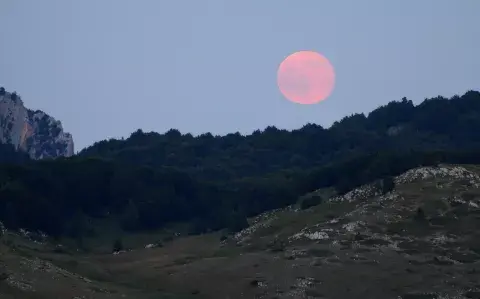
[277,51,335,105]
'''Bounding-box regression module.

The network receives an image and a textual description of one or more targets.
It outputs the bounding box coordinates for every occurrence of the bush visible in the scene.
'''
[300,195,324,210]
[113,238,123,252]
[10,92,18,102]
[220,233,228,242]
[381,176,395,194]
[53,245,68,254]
[267,238,285,252]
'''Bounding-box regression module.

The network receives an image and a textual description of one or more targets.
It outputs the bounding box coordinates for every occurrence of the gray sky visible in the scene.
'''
[1,0,479,151]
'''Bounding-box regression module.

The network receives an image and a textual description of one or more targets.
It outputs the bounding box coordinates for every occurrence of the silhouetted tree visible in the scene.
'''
[10,92,18,102]
[381,176,395,194]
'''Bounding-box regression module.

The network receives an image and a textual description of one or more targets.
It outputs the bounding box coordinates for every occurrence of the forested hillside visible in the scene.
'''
[1,90,480,240]
[80,90,480,181]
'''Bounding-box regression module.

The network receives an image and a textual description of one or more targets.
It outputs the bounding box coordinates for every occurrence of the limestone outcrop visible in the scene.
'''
[0,87,74,159]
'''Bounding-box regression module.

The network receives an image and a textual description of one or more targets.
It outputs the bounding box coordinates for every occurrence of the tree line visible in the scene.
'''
[79,91,480,182]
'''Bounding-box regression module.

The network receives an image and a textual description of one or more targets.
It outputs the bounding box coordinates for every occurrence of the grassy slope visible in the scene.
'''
[2,164,480,299]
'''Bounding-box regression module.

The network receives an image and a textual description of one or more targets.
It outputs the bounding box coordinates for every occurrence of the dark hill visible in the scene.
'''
[79,90,480,181]
[1,90,480,240]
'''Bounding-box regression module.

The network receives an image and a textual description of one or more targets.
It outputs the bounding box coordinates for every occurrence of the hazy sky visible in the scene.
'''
[1,0,479,150]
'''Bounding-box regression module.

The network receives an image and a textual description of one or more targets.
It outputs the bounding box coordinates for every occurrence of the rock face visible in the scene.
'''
[0,87,74,159]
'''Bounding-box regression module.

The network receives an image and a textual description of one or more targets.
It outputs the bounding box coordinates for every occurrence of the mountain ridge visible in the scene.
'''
[79,90,480,181]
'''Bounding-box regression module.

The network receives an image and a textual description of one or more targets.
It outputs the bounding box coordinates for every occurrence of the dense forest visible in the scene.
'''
[0,143,29,164]
[1,90,480,240]
[80,90,480,181]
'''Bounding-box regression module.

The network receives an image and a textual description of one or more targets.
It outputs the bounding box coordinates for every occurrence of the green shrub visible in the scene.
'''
[300,195,324,210]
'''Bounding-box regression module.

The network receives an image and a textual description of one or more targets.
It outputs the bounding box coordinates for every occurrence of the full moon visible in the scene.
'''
[277,51,335,105]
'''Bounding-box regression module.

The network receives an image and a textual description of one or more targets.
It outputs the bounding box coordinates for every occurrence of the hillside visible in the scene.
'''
[1,89,480,298]
[2,91,480,241]
[79,91,480,181]
[1,164,479,299]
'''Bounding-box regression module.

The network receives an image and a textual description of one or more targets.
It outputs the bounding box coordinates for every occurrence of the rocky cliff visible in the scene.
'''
[0,87,74,159]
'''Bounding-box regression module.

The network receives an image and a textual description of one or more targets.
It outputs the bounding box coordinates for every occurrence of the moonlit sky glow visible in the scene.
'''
[0,0,479,150]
